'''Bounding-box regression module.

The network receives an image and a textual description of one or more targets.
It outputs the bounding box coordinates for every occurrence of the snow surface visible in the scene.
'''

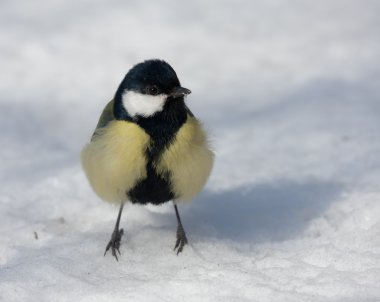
[1,0,380,301]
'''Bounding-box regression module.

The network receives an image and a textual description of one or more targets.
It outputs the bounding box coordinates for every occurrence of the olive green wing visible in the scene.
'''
[91,99,115,140]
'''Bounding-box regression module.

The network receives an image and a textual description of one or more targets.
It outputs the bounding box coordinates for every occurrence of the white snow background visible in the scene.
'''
[1,0,380,301]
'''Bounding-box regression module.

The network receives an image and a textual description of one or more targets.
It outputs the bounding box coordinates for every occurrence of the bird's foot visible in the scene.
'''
[174,224,188,255]
[104,228,124,261]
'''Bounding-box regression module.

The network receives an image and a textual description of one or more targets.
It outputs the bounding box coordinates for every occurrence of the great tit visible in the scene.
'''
[81,59,214,260]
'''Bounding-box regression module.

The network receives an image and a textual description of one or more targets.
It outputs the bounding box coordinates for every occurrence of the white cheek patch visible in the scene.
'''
[122,91,167,117]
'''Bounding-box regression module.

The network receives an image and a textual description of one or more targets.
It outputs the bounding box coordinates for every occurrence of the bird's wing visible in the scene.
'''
[91,99,115,139]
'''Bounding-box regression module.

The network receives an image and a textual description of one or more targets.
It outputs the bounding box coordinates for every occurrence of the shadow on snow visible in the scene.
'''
[154,180,343,244]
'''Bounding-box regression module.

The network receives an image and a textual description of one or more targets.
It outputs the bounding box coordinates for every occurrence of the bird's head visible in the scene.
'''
[114,59,191,120]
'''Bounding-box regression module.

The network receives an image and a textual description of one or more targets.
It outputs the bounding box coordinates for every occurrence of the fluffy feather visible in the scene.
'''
[155,116,214,202]
[81,120,150,203]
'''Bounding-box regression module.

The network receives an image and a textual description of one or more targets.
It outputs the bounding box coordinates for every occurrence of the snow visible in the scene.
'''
[1,0,380,301]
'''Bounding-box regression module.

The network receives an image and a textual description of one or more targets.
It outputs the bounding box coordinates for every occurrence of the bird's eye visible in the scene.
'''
[147,86,159,96]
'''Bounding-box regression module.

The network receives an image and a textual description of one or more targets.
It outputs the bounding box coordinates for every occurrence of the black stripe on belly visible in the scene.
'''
[127,164,174,205]
[127,98,187,205]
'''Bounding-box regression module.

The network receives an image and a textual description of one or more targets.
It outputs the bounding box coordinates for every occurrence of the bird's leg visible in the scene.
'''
[104,203,125,261]
[173,203,188,255]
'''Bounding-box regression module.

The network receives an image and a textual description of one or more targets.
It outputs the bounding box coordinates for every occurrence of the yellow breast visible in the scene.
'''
[81,120,150,203]
[155,116,214,202]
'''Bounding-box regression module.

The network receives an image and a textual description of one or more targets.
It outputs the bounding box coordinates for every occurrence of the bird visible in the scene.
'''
[81,59,214,260]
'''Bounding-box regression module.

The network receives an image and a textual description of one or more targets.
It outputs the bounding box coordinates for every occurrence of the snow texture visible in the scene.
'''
[1,0,380,301]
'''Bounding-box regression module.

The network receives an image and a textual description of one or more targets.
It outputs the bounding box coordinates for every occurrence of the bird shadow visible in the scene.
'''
[154,179,343,244]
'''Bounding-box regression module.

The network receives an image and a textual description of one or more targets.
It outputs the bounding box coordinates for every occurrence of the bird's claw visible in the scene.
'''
[174,225,188,255]
[104,228,124,261]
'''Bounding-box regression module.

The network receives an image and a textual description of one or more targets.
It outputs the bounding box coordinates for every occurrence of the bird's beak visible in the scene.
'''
[170,86,191,98]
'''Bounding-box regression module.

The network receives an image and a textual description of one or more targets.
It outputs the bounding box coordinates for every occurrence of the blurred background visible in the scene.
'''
[0,0,379,300]
[1,0,379,188]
